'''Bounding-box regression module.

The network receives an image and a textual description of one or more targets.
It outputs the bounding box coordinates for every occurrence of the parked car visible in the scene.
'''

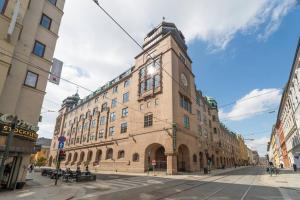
[41,168,54,176]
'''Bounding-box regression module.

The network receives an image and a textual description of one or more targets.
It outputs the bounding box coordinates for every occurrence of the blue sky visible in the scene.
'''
[189,5,300,155]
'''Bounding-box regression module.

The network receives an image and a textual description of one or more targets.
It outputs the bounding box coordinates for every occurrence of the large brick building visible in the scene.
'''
[49,22,246,174]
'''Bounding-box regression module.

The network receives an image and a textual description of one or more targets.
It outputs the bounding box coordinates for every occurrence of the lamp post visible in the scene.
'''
[0,116,18,183]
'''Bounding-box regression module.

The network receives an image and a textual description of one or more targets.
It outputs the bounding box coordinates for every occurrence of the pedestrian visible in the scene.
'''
[29,164,34,173]
[293,163,297,172]
[85,165,90,175]
[76,166,81,181]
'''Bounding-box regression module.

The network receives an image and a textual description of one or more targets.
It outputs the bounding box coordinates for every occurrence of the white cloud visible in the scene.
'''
[220,88,282,121]
[246,136,269,156]
[38,0,294,138]
[258,0,298,41]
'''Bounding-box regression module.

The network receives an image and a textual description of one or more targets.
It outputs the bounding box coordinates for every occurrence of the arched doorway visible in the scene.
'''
[177,144,190,172]
[66,153,72,164]
[199,152,204,169]
[48,156,53,167]
[87,151,93,165]
[78,151,85,165]
[72,152,78,165]
[144,143,167,172]
[94,149,102,165]
[212,154,215,168]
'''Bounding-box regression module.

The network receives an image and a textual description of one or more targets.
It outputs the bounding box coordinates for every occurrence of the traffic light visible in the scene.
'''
[58,150,66,161]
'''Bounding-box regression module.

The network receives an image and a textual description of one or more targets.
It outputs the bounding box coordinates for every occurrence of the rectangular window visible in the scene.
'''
[111,98,117,108]
[98,130,104,138]
[212,115,216,122]
[110,112,116,122]
[33,40,46,57]
[48,0,57,6]
[123,92,129,103]
[139,81,145,94]
[139,67,145,79]
[24,71,38,88]
[144,113,153,127]
[91,119,96,128]
[93,107,98,116]
[124,79,130,87]
[121,122,127,133]
[183,115,190,129]
[197,110,201,121]
[154,75,160,88]
[101,102,108,112]
[99,116,106,125]
[180,95,192,113]
[83,122,89,130]
[122,107,128,117]
[112,86,118,93]
[145,78,153,91]
[198,125,202,136]
[109,126,115,136]
[40,14,52,30]
[213,127,217,134]
[0,0,8,14]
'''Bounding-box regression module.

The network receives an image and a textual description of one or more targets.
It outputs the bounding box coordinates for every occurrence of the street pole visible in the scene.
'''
[0,116,18,183]
[54,149,60,186]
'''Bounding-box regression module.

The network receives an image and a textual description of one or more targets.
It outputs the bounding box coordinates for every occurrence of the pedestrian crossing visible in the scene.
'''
[76,176,172,199]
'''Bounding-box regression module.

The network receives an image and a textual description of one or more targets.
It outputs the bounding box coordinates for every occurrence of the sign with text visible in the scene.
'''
[49,58,63,85]
[0,123,38,141]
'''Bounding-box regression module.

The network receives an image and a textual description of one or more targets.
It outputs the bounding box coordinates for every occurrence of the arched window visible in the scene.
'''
[132,153,139,162]
[67,153,72,162]
[95,150,102,162]
[87,151,93,163]
[193,154,197,162]
[73,152,78,163]
[106,148,113,160]
[79,151,85,163]
[118,150,125,159]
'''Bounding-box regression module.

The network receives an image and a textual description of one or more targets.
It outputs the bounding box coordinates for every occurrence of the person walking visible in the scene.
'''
[293,163,297,172]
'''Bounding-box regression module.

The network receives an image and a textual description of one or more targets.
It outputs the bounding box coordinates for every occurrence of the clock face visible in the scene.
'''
[181,73,188,87]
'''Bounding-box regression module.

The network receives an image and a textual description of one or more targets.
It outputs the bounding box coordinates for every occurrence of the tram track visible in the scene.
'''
[154,167,261,200]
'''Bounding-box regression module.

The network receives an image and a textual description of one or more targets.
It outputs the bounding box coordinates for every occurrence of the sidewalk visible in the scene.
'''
[259,168,300,190]
[0,172,85,200]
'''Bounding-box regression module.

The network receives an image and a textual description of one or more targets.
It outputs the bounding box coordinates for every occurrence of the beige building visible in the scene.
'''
[0,0,64,189]
[49,22,245,174]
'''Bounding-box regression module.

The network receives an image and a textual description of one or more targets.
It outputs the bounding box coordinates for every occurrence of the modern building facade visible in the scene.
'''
[49,22,250,174]
[0,0,64,189]
[268,38,300,169]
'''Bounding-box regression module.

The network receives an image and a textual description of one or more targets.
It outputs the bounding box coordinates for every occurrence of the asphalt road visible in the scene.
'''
[77,167,296,200]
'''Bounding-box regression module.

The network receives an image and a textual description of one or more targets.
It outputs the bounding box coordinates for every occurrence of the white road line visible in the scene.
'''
[240,172,259,200]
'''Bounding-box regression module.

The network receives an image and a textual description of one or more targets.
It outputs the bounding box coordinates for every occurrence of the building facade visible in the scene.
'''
[49,22,250,174]
[0,0,64,189]
[268,38,300,169]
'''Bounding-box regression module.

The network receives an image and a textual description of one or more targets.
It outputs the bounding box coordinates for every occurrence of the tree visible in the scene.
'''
[35,157,47,167]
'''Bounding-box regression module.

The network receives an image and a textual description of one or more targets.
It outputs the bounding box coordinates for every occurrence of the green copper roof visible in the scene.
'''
[205,96,218,109]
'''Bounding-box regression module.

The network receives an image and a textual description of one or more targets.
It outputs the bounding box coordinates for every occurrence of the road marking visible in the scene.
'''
[240,171,259,200]
[279,188,293,200]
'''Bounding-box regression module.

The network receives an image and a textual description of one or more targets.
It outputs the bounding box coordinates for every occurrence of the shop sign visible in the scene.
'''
[0,123,38,141]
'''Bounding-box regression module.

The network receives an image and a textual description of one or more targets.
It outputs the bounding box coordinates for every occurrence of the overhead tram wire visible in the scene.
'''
[0,46,280,127]
[220,107,278,121]
[218,89,283,108]
[0,48,173,127]
[90,0,283,112]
